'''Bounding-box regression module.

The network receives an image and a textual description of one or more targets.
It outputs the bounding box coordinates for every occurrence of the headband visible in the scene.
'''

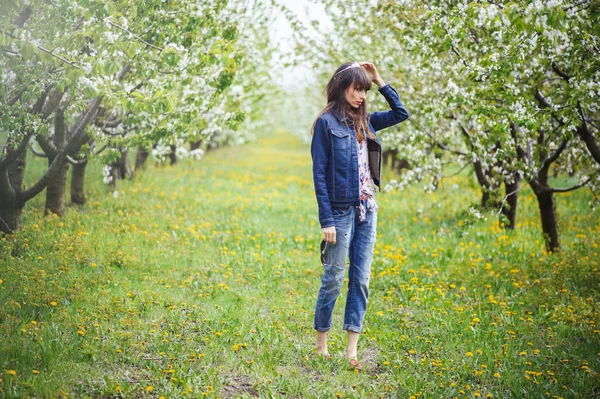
[334,62,361,78]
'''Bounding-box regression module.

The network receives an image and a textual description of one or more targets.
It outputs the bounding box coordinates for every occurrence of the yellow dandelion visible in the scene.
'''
[466,352,474,357]
[146,386,153,392]
[7,370,16,376]
[50,301,57,307]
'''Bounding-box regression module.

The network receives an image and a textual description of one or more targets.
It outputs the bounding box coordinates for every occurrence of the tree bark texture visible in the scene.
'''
[168,144,177,165]
[501,174,521,230]
[0,151,27,233]
[534,188,560,252]
[44,154,69,216]
[44,108,69,216]
[135,145,150,170]
[70,159,87,205]
[190,139,203,151]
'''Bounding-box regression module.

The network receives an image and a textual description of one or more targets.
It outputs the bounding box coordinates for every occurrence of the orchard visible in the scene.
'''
[1,1,598,398]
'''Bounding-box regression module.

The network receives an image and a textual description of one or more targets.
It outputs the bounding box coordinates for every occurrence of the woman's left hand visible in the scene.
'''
[359,62,382,85]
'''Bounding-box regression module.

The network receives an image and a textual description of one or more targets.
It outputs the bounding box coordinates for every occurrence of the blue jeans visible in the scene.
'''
[313,197,377,333]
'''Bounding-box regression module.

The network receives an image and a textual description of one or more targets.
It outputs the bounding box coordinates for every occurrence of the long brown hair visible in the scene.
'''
[311,62,376,142]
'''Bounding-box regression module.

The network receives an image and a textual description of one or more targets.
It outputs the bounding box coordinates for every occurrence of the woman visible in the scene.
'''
[310,61,409,369]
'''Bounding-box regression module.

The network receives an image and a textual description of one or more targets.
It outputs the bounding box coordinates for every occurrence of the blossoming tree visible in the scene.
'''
[302,0,599,251]
[0,0,274,233]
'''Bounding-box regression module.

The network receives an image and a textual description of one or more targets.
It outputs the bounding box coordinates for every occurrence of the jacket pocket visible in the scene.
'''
[330,129,351,200]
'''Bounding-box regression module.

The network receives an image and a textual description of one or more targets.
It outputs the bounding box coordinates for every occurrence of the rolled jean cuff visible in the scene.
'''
[343,324,362,333]
[314,325,331,332]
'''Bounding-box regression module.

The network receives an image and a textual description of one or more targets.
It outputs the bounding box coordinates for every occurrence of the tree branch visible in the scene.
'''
[497,179,529,215]
[107,21,164,51]
[12,6,32,28]
[1,29,83,70]
[576,101,600,164]
[0,131,34,168]
[37,45,83,70]
[509,121,527,161]
[66,155,87,165]
[551,62,571,83]
[551,175,594,193]
[8,82,31,106]
[29,142,48,158]
[541,139,568,172]
[35,135,57,157]
[408,118,467,156]
[20,96,103,202]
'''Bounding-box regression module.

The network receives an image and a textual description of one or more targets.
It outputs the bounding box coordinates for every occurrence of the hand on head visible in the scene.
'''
[359,62,380,84]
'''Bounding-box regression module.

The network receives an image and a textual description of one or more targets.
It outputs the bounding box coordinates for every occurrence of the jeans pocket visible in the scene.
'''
[332,205,352,217]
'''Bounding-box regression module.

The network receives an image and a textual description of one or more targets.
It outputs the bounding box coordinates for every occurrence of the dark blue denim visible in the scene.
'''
[310,84,409,229]
[313,197,377,333]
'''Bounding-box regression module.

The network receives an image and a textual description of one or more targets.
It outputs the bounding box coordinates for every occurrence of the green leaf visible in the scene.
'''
[104,60,118,75]
[21,43,36,60]
[92,60,105,75]
[130,91,145,100]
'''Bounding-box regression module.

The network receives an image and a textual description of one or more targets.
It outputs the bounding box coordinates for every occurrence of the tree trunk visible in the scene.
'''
[117,148,134,179]
[481,191,490,209]
[70,159,87,205]
[44,154,69,216]
[534,188,560,252]
[135,145,150,171]
[0,199,22,234]
[395,159,410,173]
[501,174,521,230]
[168,144,177,165]
[389,149,398,170]
[474,160,500,209]
[190,139,203,151]
[0,95,102,233]
[44,107,69,216]
[382,149,391,168]
[0,151,27,233]
[108,164,119,189]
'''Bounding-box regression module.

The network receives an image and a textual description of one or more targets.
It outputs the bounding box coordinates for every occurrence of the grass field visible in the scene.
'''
[1,129,599,398]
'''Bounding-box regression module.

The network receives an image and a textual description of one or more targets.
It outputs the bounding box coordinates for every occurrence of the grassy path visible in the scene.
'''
[1,129,599,398]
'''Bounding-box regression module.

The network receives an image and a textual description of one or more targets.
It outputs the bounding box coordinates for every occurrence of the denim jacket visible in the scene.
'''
[311,84,409,228]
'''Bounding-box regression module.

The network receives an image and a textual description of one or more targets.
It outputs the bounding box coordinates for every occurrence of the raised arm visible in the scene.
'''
[310,117,335,228]
[369,82,410,132]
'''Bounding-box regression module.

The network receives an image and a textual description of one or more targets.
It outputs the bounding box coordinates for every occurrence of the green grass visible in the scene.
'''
[1,129,599,398]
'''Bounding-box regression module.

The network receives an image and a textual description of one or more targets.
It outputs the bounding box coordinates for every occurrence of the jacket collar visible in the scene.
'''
[331,108,352,123]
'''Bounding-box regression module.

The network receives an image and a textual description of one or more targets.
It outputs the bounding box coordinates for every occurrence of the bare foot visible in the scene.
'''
[347,356,362,370]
